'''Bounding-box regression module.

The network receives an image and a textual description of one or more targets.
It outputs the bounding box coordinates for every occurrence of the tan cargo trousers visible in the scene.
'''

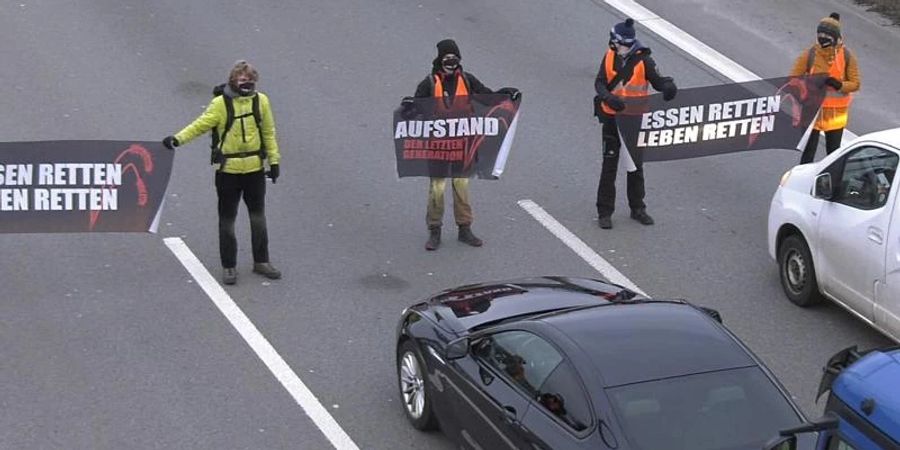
[426,177,473,229]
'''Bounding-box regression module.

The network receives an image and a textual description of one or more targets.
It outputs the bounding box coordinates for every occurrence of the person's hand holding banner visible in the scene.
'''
[497,87,522,101]
[604,95,626,112]
[662,80,678,101]
[824,77,843,90]
[162,136,179,150]
[400,97,417,120]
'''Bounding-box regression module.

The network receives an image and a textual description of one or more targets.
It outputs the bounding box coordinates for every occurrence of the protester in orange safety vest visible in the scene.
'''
[790,12,861,164]
[401,39,520,251]
[594,18,677,230]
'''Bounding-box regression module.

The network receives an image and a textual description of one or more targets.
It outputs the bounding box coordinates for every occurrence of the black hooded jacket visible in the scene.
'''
[594,44,673,106]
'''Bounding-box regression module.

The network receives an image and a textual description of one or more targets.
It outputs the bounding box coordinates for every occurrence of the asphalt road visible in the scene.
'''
[0,0,895,449]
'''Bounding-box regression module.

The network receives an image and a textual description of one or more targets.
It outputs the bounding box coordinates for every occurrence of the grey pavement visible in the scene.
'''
[0,0,895,449]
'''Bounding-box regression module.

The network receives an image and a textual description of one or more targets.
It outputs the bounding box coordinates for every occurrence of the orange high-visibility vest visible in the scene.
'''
[601,49,649,116]
[809,47,852,131]
[433,72,469,112]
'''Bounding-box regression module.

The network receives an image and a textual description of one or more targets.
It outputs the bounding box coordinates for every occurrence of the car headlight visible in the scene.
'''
[779,169,793,187]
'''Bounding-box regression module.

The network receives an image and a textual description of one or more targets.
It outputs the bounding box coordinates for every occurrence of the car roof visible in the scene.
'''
[539,302,756,387]
[832,348,900,439]
[849,127,900,150]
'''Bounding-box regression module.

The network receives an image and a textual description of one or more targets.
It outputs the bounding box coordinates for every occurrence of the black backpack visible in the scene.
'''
[210,83,267,165]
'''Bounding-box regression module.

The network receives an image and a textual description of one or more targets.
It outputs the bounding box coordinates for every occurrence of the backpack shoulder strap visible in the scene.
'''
[805,46,816,73]
[252,94,266,157]
[217,95,235,150]
[843,47,850,78]
[251,94,262,126]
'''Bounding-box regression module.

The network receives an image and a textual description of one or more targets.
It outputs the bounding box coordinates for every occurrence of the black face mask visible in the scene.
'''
[442,57,459,71]
[238,82,256,95]
[818,36,835,48]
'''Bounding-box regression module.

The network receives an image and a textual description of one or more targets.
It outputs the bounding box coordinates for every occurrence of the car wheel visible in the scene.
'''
[778,234,824,307]
[397,340,438,431]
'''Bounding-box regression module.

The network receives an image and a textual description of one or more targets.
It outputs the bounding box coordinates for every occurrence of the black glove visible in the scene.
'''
[824,77,843,90]
[162,136,179,150]
[497,87,521,101]
[267,164,279,183]
[400,97,417,119]
[662,81,678,101]
[604,95,626,112]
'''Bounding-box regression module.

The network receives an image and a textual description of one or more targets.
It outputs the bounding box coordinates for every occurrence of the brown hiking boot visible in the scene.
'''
[457,225,483,247]
[222,268,237,285]
[425,227,441,251]
[253,262,282,280]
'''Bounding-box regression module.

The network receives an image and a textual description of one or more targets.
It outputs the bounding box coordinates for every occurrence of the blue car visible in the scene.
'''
[765,346,900,450]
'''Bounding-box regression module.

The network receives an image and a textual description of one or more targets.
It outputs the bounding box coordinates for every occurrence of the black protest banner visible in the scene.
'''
[393,94,520,178]
[0,141,173,233]
[616,76,827,164]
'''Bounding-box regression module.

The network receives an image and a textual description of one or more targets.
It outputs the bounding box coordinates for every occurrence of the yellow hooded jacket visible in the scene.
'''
[174,92,280,174]
[790,43,861,131]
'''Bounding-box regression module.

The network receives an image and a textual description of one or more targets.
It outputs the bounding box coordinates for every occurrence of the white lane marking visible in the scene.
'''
[517,200,648,296]
[163,237,360,450]
[602,0,858,141]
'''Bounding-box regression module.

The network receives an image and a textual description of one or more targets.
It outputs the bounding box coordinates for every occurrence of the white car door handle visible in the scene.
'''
[868,227,884,245]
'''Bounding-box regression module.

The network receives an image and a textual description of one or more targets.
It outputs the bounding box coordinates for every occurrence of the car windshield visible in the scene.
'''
[607,366,802,450]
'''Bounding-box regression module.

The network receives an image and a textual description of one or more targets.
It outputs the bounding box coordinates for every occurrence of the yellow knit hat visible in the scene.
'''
[817,12,841,39]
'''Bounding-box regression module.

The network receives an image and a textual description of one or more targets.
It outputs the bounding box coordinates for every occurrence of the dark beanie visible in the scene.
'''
[610,18,637,45]
[436,39,461,59]
[817,12,841,39]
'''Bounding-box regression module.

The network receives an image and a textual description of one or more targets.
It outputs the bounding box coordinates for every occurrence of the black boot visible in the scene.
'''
[630,208,654,225]
[425,227,441,251]
[598,215,612,229]
[253,262,282,279]
[458,225,483,247]
[222,267,237,285]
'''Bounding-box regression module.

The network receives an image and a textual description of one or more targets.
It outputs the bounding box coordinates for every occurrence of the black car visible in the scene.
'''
[396,276,809,450]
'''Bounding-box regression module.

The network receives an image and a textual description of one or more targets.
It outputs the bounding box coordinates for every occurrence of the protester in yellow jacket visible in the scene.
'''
[790,12,861,163]
[163,60,282,285]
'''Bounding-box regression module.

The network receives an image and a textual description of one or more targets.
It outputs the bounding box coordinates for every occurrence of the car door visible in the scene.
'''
[449,330,562,450]
[878,174,900,341]
[816,145,899,320]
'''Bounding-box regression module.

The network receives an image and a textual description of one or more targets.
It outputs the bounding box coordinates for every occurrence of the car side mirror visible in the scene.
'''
[762,435,796,450]
[765,412,840,450]
[445,337,470,360]
[814,173,833,200]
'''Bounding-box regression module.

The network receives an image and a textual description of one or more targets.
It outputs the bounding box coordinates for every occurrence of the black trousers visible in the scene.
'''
[596,117,645,217]
[215,170,269,268]
[800,128,843,164]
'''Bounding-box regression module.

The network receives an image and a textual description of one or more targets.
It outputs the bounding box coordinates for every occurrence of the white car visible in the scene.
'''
[768,127,900,342]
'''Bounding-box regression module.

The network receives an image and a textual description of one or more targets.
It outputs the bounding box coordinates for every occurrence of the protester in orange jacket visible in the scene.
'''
[790,12,861,164]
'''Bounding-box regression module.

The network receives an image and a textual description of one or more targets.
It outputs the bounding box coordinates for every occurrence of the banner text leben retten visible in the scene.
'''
[0,163,122,212]
[637,96,781,147]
